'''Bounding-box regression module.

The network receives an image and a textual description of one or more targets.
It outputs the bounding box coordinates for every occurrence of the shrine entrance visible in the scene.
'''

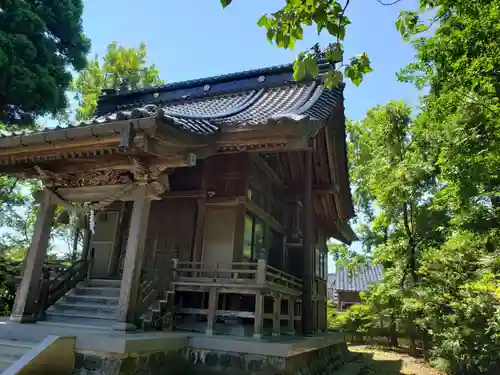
[89,211,121,279]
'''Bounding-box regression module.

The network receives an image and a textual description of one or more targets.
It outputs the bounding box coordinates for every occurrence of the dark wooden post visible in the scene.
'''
[272,292,281,336]
[113,187,151,331]
[206,287,217,335]
[10,189,56,322]
[288,297,296,335]
[81,214,92,262]
[302,150,314,335]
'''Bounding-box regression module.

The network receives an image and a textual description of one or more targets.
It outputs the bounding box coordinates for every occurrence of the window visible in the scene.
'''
[243,213,265,260]
[315,248,327,279]
[243,215,254,260]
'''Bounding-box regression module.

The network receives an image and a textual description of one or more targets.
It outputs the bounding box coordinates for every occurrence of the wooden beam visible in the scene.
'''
[272,292,281,336]
[246,199,285,234]
[10,189,57,322]
[113,187,151,331]
[253,292,264,339]
[55,185,128,202]
[206,287,217,335]
[192,199,206,262]
[0,117,157,157]
[159,190,205,199]
[302,150,314,335]
[250,154,283,187]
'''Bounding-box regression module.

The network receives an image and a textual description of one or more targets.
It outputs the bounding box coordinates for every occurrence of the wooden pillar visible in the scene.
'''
[288,297,295,335]
[253,292,264,339]
[113,187,151,331]
[302,150,314,335]
[272,292,281,336]
[10,189,56,322]
[109,202,127,277]
[192,199,206,262]
[80,226,92,263]
[206,286,217,335]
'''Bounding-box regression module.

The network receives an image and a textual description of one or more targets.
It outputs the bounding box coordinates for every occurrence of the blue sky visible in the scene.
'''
[49,1,422,268]
[81,0,422,121]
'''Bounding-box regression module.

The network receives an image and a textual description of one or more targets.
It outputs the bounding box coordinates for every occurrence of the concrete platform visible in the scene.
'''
[1,318,349,375]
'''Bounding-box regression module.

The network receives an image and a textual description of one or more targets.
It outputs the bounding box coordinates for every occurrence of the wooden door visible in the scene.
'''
[90,211,119,279]
[202,206,235,275]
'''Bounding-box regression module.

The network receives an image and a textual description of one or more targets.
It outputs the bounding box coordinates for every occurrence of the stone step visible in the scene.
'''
[0,339,33,358]
[0,340,33,374]
[37,318,113,330]
[44,310,116,324]
[83,279,121,288]
[0,356,15,374]
[48,302,117,317]
[64,294,119,306]
[72,286,121,298]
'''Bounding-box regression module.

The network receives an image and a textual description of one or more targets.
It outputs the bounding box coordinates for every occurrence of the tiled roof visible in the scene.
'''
[327,273,336,289]
[87,60,342,135]
[0,60,343,159]
[330,264,383,292]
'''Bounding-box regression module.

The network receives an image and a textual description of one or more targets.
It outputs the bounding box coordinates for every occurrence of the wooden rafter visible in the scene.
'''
[250,154,283,187]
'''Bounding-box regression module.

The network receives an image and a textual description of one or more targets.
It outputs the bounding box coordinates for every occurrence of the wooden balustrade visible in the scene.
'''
[265,265,303,291]
[175,261,259,283]
[35,259,90,319]
[173,260,302,295]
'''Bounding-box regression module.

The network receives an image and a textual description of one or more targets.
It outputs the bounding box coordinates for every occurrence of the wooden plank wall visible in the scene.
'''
[142,199,198,275]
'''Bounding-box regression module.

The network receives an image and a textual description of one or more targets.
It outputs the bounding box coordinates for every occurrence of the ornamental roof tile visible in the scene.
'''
[0,60,343,154]
[84,60,342,135]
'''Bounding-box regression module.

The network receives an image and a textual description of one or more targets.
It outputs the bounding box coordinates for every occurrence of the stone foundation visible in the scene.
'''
[73,350,205,375]
[73,340,348,375]
[186,341,348,375]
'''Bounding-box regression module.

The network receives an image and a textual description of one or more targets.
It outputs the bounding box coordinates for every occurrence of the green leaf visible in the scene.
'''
[257,14,271,28]
[293,56,307,81]
[304,55,319,78]
[326,22,340,37]
[266,29,275,44]
[323,70,343,88]
[220,0,232,8]
[325,43,343,63]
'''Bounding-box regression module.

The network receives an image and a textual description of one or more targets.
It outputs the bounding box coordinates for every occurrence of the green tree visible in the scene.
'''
[220,0,373,88]
[0,0,90,127]
[72,42,164,121]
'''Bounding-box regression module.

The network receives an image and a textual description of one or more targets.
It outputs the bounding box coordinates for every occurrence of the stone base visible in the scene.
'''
[67,330,347,375]
[111,322,137,331]
[73,350,208,375]
[9,313,35,323]
[185,333,348,375]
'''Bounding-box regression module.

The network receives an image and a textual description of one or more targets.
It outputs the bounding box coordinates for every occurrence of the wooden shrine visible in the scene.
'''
[1,61,356,337]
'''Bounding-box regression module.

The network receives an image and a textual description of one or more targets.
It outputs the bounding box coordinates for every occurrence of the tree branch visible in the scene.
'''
[375,0,403,5]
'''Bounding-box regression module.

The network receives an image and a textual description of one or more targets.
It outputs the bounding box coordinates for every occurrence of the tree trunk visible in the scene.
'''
[422,329,431,361]
[389,313,398,347]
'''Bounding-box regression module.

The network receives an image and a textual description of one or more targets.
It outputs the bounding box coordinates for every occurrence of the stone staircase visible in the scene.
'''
[141,287,176,331]
[0,339,35,374]
[40,279,120,329]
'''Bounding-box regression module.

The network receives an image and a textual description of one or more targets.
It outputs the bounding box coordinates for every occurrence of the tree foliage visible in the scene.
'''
[0,0,90,126]
[333,1,500,373]
[72,42,164,121]
[221,0,373,88]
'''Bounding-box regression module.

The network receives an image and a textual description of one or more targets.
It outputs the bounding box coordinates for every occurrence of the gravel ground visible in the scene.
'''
[348,345,445,375]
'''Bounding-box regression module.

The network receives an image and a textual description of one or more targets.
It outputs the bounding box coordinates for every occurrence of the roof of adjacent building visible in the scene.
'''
[327,273,336,289]
[329,264,384,292]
